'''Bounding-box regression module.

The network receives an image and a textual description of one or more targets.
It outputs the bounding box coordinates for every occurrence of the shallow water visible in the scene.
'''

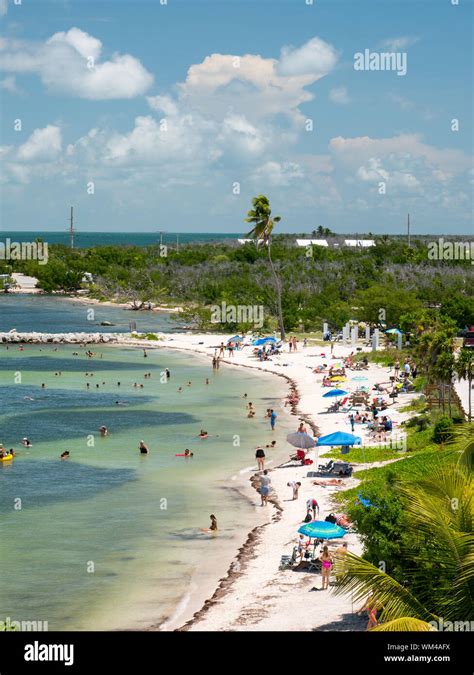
[0,295,178,333]
[0,344,294,630]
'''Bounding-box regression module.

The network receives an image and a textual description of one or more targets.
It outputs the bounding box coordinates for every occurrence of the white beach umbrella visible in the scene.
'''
[286,432,317,449]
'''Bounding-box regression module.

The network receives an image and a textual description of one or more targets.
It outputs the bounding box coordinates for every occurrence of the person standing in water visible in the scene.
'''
[139,440,149,454]
[270,409,277,431]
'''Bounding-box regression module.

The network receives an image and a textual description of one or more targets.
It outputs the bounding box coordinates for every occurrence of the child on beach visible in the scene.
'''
[320,546,333,590]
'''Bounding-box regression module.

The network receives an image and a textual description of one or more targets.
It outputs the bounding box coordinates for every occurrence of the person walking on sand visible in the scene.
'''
[289,337,293,353]
[219,342,225,357]
[255,446,265,471]
[260,470,271,506]
[394,359,400,377]
[270,409,277,431]
[320,545,333,590]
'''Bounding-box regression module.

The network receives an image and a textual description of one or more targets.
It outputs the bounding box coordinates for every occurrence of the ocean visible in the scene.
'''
[0,232,244,248]
[0,295,181,334]
[0,342,294,631]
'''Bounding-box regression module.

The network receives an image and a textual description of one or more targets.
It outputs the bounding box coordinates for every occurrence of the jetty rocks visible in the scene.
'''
[0,332,127,344]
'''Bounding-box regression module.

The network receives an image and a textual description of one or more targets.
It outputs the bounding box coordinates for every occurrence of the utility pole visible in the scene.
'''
[407,213,411,248]
[69,206,75,249]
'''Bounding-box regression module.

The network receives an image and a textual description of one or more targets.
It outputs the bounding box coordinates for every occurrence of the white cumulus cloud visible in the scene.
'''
[0,28,153,99]
[16,125,62,161]
[277,37,338,77]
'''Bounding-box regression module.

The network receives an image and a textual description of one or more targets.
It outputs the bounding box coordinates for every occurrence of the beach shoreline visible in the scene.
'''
[0,329,417,632]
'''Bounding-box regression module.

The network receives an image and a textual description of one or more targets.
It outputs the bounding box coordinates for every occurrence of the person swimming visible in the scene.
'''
[184,449,194,457]
[22,437,32,447]
[199,429,208,438]
[99,426,108,437]
[60,451,70,460]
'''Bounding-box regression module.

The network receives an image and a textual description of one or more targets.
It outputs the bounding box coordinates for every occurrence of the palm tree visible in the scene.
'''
[245,195,285,339]
[456,348,474,422]
[333,433,473,630]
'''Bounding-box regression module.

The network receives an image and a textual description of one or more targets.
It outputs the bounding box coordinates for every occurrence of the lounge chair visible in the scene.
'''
[318,459,334,472]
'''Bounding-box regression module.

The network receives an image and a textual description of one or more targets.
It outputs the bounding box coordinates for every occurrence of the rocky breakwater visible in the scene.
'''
[0,331,126,344]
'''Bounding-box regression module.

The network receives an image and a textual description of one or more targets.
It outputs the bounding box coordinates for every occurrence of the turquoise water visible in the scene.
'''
[0,344,294,630]
[0,295,179,333]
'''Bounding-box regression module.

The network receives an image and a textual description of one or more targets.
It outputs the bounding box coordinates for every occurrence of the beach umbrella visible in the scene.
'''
[252,337,277,346]
[357,493,373,508]
[322,389,348,398]
[227,335,243,344]
[286,431,317,449]
[316,431,361,446]
[298,520,346,540]
[385,328,402,335]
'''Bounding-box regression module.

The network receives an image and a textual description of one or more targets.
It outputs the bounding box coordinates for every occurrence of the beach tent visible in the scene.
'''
[298,521,346,539]
[322,389,348,398]
[316,431,361,446]
[286,432,317,449]
[252,337,277,346]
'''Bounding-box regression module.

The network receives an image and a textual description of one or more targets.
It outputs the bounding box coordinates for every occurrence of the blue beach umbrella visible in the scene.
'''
[253,337,277,346]
[316,431,361,446]
[298,520,346,540]
[227,335,243,343]
[323,389,348,398]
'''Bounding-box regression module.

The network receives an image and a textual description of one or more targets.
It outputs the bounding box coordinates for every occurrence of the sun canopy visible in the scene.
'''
[317,431,361,446]
[323,389,348,398]
[253,337,277,346]
[227,335,244,343]
[298,520,346,539]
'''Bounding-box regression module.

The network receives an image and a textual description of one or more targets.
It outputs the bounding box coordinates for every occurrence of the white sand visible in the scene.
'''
[150,333,417,631]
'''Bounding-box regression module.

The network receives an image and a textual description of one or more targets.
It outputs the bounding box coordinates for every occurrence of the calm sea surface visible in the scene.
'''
[0,343,294,630]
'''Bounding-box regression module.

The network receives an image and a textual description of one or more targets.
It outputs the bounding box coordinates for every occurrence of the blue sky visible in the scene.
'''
[0,0,472,234]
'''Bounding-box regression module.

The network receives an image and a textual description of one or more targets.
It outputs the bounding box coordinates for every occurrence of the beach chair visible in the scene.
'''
[279,554,294,570]
[318,459,334,472]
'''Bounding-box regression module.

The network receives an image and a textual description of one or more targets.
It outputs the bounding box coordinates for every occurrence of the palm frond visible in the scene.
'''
[333,553,437,623]
[371,618,435,632]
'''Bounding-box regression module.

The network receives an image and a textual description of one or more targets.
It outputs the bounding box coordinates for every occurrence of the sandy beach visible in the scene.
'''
[143,332,417,632]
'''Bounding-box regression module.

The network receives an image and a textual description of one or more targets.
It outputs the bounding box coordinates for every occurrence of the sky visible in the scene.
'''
[0,0,472,234]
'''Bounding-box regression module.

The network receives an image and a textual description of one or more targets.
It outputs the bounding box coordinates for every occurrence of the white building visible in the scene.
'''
[344,239,375,247]
[295,239,329,247]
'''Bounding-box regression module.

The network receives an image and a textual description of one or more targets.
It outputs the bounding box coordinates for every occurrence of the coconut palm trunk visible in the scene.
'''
[267,237,285,340]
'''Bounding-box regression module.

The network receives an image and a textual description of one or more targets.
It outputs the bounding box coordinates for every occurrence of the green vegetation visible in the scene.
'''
[5,228,473,339]
[334,431,473,630]
[333,400,473,631]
